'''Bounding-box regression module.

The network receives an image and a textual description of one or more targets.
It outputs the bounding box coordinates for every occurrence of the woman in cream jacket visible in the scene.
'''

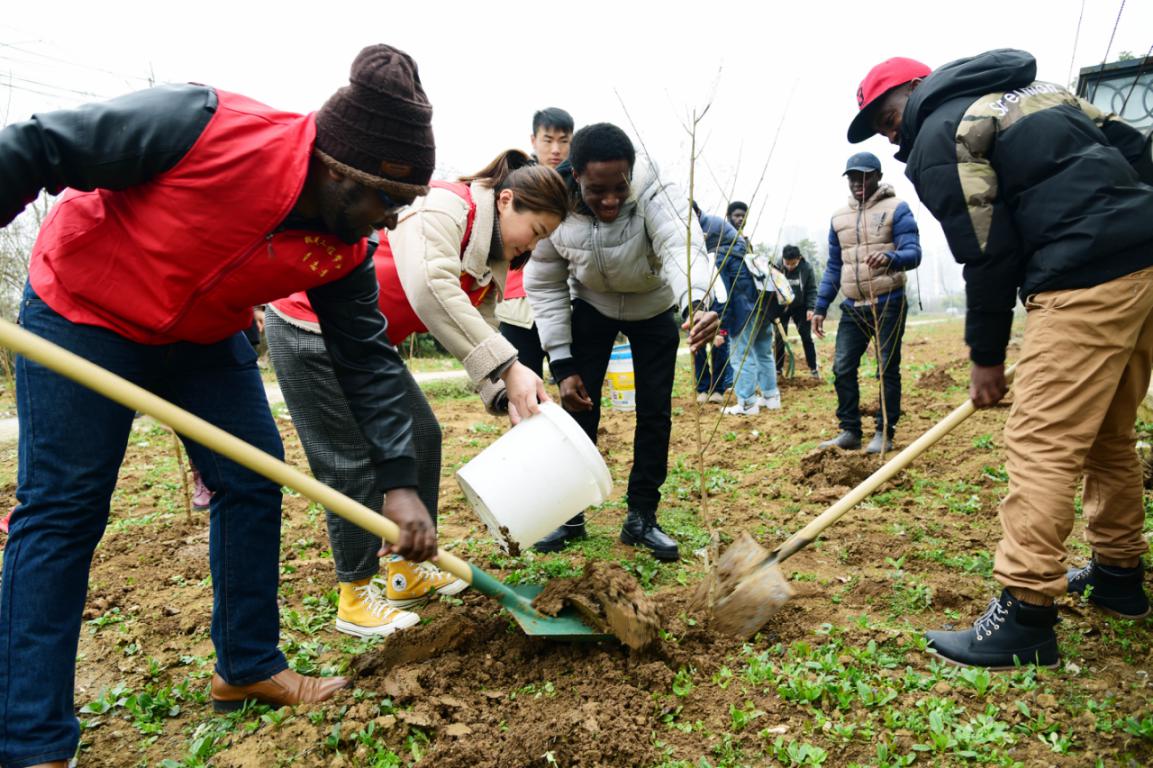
[267,150,568,637]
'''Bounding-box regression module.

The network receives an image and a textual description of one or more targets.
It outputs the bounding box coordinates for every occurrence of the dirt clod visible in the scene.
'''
[799,446,875,488]
[533,561,660,650]
[917,367,958,391]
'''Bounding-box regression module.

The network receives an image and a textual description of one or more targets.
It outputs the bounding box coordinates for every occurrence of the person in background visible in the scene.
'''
[496,108,575,377]
[849,49,1153,668]
[691,201,738,403]
[774,244,819,377]
[813,151,921,454]
[726,200,751,252]
[526,123,719,561]
[0,44,437,767]
[268,150,566,638]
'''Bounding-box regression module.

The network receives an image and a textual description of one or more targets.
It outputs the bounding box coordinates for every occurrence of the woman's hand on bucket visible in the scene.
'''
[378,488,438,563]
[501,361,552,425]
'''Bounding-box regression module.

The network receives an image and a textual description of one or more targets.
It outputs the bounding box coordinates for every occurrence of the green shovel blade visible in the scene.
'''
[470,568,612,641]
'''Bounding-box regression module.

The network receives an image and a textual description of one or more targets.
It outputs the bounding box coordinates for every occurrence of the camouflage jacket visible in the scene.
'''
[898,48,1153,365]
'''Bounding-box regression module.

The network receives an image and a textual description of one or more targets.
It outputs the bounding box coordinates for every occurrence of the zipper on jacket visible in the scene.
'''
[161,232,278,334]
[592,220,611,286]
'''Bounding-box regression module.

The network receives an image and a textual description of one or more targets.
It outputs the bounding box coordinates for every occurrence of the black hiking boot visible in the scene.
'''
[533,513,587,554]
[1067,559,1151,619]
[620,509,679,561]
[819,430,861,450]
[865,431,894,454]
[925,589,1059,669]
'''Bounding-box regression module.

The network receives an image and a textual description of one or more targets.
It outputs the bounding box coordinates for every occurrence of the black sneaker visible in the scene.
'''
[620,509,679,561]
[925,590,1059,669]
[1067,559,1151,619]
[532,514,587,554]
[818,430,861,450]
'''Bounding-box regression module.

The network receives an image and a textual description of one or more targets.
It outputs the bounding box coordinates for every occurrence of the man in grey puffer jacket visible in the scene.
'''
[525,122,719,560]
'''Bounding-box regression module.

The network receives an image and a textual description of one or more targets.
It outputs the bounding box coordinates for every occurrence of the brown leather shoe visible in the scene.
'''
[211,669,349,712]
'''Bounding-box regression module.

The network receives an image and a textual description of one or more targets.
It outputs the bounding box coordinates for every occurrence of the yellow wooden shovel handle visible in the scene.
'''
[0,318,475,585]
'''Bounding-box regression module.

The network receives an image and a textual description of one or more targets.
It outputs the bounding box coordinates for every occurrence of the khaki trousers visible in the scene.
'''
[996,265,1153,597]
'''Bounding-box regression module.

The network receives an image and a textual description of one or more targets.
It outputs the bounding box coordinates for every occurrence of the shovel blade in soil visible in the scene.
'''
[698,532,795,638]
[711,563,794,637]
[504,584,614,641]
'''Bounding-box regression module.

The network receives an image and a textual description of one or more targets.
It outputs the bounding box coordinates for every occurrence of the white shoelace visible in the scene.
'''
[973,597,1008,640]
[354,581,401,620]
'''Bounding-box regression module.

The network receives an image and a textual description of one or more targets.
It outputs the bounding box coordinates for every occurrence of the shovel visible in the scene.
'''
[0,318,610,644]
[703,365,1016,638]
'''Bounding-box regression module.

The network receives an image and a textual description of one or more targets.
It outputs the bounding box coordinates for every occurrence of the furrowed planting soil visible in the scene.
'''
[0,316,1150,767]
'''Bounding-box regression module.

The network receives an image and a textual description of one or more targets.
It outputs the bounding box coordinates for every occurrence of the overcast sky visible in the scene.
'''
[2,1,1150,299]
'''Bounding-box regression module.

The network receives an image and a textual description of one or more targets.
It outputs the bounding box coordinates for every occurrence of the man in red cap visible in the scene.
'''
[849,48,1153,669]
[0,44,437,767]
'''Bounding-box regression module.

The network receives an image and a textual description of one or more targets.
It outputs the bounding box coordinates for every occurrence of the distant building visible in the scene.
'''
[1077,56,1153,132]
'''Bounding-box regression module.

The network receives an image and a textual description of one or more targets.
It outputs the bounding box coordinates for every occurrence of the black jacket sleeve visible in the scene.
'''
[801,260,818,311]
[0,84,216,226]
[307,255,418,491]
[906,110,1021,366]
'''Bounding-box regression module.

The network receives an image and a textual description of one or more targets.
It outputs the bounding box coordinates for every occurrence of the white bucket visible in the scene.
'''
[606,343,636,411]
[455,401,613,553]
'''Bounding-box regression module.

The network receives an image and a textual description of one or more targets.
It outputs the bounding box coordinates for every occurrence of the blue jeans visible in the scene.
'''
[0,287,287,768]
[730,310,778,406]
[833,300,907,437]
[692,333,732,394]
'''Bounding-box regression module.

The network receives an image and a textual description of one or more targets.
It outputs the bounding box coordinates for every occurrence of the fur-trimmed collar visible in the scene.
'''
[461,181,497,282]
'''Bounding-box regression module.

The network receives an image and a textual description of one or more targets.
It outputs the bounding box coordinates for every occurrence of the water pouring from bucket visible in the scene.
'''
[456,402,613,554]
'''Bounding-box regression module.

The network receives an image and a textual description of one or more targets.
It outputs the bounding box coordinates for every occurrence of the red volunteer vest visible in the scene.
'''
[28,89,368,344]
[272,181,491,346]
[503,264,527,300]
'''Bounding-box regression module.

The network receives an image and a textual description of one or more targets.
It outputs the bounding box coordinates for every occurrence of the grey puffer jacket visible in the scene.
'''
[524,158,714,363]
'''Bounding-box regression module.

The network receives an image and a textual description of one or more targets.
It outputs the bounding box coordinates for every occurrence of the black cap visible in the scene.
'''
[843,151,881,175]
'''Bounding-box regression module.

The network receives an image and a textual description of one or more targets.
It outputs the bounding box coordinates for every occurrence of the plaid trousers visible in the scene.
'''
[266,311,441,582]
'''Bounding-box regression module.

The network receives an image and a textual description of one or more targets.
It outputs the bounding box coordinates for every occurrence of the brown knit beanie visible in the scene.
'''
[314,44,435,199]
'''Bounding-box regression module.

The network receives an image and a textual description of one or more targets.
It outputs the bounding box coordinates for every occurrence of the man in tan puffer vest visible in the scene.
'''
[812,151,922,454]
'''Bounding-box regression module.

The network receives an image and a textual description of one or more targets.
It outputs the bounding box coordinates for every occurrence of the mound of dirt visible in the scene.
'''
[778,375,823,389]
[798,447,875,488]
[917,367,958,391]
[323,597,696,768]
[533,561,660,651]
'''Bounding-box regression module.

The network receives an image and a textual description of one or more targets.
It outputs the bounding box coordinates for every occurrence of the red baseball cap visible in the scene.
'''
[847,57,932,143]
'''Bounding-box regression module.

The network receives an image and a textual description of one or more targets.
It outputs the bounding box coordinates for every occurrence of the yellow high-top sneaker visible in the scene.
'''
[384,559,469,608]
[336,578,420,638]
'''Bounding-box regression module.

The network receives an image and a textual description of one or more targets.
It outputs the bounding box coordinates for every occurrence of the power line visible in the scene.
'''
[1067,0,1086,87]
[0,81,87,102]
[0,42,152,85]
[2,73,110,100]
[1089,0,1127,101]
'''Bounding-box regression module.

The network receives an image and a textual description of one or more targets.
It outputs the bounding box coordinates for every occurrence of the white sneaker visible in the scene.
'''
[757,394,782,410]
[696,392,709,404]
[723,401,760,416]
[708,391,726,404]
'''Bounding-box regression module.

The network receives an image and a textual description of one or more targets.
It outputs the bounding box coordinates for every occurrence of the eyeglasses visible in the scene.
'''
[375,188,405,210]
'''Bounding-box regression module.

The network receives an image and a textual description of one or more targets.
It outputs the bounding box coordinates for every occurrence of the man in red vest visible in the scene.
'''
[0,45,436,768]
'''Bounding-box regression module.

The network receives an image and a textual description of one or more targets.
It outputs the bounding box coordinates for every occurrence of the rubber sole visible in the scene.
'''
[388,579,470,608]
[1082,600,1152,621]
[925,647,1061,672]
[619,530,679,562]
[334,610,420,638]
[532,531,588,554]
